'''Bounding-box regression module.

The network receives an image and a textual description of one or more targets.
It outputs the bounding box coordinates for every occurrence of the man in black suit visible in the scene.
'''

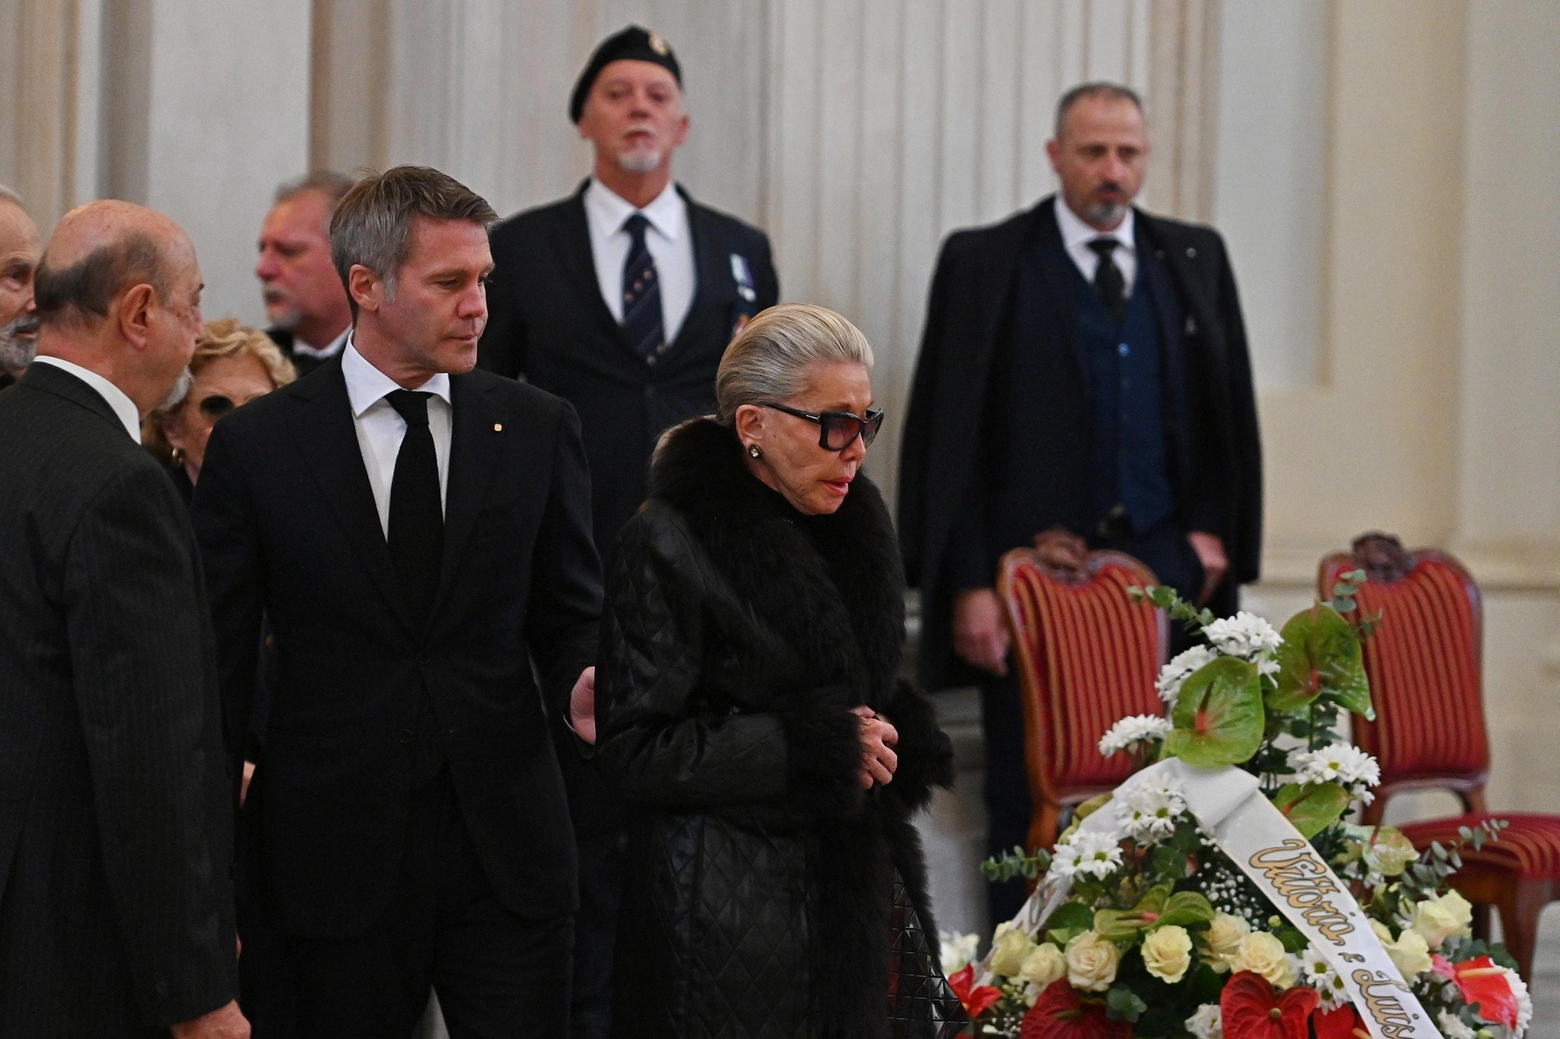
[899,83,1262,923]
[477,27,778,1037]
[0,184,41,389]
[256,171,356,377]
[195,166,602,1039]
[0,199,247,1037]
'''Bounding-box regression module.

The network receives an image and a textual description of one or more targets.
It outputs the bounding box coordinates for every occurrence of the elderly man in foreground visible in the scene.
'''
[0,199,247,1037]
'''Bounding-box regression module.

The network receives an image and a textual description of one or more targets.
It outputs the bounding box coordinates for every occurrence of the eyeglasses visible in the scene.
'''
[759,402,884,451]
[196,394,265,419]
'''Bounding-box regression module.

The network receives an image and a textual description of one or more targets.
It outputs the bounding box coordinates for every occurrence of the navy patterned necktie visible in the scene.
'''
[621,213,666,364]
[1089,237,1128,325]
[385,389,443,627]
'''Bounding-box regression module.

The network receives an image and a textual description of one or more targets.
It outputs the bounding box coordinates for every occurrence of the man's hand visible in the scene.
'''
[952,588,1011,675]
[569,667,596,745]
[171,1000,249,1039]
[1187,531,1228,606]
[850,705,899,789]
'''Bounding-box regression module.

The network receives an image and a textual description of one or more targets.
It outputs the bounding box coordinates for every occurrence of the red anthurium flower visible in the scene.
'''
[1449,956,1520,1029]
[1219,971,1320,1039]
[947,963,1004,1020]
[1312,1004,1370,1039]
[1020,979,1131,1039]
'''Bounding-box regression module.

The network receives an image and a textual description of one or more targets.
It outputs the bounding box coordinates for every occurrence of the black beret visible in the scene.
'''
[569,26,682,124]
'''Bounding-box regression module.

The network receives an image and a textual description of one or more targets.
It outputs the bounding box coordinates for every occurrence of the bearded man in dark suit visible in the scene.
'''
[0,200,247,1038]
[256,171,356,377]
[195,166,601,1039]
[899,82,1263,925]
[476,27,778,1038]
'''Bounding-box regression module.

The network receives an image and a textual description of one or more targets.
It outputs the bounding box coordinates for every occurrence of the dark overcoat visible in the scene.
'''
[898,197,1263,690]
[0,364,237,1034]
[597,418,961,1039]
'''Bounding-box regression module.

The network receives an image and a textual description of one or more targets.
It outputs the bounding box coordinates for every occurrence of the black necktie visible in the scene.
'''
[1089,237,1128,325]
[621,213,666,364]
[385,389,443,627]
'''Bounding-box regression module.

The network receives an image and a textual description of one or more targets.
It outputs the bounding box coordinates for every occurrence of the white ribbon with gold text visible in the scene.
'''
[986,759,1439,1038]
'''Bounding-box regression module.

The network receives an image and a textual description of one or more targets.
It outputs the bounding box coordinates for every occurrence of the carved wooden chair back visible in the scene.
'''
[997,528,1167,852]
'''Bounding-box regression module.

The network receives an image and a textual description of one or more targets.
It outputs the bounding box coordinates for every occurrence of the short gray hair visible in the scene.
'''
[1055,81,1143,139]
[34,233,170,329]
[715,303,874,422]
[329,165,497,316]
[274,170,356,237]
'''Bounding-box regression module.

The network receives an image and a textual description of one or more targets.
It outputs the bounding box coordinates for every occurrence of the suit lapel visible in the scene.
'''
[550,186,633,352]
[674,189,722,352]
[430,373,499,617]
[287,362,413,633]
[1030,202,1088,382]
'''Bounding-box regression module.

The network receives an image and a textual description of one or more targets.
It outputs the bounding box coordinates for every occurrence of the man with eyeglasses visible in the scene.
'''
[899,82,1262,926]
[477,26,779,1039]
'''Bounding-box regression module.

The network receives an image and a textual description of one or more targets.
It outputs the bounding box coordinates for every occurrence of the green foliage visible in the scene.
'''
[981,845,1050,883]
[1270,603,1374,718]
[1165,657,1264,767]
[1129,584,1214,632]
[1044,902,1094,947]
[1104,984,1149,1022]
[1271,782,1352,838]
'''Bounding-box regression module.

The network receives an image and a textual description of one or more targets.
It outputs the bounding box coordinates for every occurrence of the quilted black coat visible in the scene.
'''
[597,417,961,1039]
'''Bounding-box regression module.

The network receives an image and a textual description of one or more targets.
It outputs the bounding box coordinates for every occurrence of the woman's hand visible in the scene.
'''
[851,705,898,789]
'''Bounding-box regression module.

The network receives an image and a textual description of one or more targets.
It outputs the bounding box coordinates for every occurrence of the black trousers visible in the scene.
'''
[255,771,573,1039]
[980,521,1224,926]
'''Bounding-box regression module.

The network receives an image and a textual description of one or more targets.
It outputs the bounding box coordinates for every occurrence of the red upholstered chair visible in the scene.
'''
[1320,533,1560,978]
[997,528,1167,854]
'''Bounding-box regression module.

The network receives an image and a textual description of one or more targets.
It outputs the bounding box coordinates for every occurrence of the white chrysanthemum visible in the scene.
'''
[1098,714,1172,757]
[1258,657,1280,679]
[1046,829,1123,883]
[1185,1003,1223,1039]
[1156,644,1218,708]
[938,930,980,975]
[1437,1011,1477,1039]
[1299,946,1348,1011]
[1203,611,1282,659]
[1113,774,1187,842]
[1289,743,1381,790]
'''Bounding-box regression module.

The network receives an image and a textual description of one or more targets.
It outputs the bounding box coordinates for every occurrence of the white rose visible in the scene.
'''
[1199,912,1251,973]
[989,924,1037,978]
[1018,942,1067,988]
[1065,930,1122,992]
[1380,925,1432,979]
[1231,931,1296,988]
[1185,1003,1223,1039]
[1410,890,1474,950]
[1141,925,1193,983]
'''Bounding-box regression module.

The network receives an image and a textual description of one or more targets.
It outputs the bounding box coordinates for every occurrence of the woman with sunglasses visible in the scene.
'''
[144,318,295,504]
[596,303,962,1039]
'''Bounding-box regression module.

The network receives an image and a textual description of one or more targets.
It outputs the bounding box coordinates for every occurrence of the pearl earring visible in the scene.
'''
[747,444,762,459]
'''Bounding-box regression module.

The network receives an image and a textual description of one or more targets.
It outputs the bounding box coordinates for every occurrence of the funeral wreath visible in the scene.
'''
[941,575,1530,1039]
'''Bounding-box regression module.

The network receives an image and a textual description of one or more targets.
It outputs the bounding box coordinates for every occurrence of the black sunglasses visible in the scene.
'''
[197,395,240,419]
[759,402,884,451]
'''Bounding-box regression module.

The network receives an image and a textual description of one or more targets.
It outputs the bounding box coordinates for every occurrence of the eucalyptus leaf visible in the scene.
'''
[1272,782,1352,839]
[1105,985,1148,1023]
[1164,657,1264,767]
[1269,603,1374,718]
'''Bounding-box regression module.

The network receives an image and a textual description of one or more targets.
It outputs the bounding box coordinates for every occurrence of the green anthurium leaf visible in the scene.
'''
[1094,885,1172,939]
[1164,657,1264,768]
[1355,825,1418,877]
[1044,901,1094,947]
[1269,603,1374,718]
[1272,782,1352,839]
[1154,890,1216,929]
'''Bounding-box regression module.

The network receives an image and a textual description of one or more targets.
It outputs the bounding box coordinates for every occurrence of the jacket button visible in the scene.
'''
[1186,246,1197,258]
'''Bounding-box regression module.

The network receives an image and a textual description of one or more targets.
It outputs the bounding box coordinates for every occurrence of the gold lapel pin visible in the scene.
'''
[493,423,503,432]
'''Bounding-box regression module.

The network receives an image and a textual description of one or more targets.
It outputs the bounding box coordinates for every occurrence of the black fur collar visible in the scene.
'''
[649,417,907,704]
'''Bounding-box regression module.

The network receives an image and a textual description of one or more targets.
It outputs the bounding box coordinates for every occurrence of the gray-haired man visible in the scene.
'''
[196,165,602,1038]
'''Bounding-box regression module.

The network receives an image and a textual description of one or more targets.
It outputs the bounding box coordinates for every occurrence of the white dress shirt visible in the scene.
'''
[1055,195,1138,295]
[583,177,696,344]
[291,325,350,361]
[31,355,143,443]
[341,338,452,538]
